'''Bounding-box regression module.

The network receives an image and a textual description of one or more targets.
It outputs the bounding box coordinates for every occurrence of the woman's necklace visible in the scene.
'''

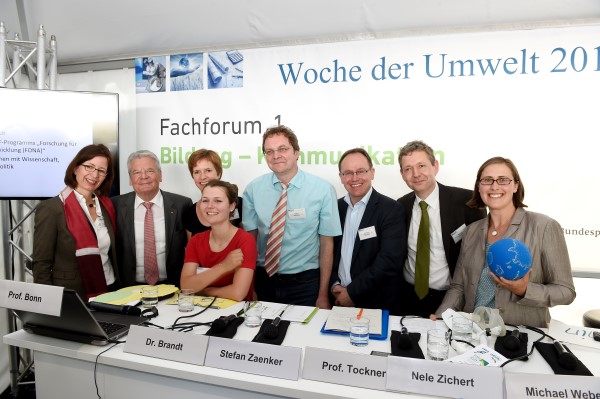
[490,219,509,236]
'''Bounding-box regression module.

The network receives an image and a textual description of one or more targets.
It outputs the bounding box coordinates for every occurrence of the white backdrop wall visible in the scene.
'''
[134,25,600,276]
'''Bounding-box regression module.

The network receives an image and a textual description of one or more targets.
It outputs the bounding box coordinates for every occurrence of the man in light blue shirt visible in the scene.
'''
[330,148,406,314]
[243,125,341,308]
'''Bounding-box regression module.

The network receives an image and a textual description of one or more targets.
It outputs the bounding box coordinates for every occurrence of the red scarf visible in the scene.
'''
[60,187,117,299]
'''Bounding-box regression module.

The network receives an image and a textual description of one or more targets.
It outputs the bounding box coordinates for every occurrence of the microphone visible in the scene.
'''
[88,301,142,317]
[211,314,237,333]
[264,305,289,339]
[553,341,578,370]
[397,326,412,350]
[503,329,521,351]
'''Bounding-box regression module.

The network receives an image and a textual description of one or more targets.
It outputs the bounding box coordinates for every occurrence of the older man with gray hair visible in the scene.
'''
[112,150,192,287]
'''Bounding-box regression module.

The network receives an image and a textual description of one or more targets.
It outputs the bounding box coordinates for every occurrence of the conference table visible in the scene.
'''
[4,299,600,399]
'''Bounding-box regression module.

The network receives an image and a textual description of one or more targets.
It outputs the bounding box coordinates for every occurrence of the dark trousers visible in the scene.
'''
[398,279,448,318]
[254,267,320,306]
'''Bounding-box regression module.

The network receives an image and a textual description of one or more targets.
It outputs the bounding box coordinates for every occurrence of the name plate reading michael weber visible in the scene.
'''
[204,336,301,381]
[124,325,209,365]
[387,356,503,399]
[302,346,388,390]
[505,372,600,399]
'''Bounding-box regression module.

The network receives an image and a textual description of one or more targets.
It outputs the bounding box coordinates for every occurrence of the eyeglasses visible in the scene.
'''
[264,146,291,157]
[131,169,157,178]
[479,177,513,185]
[340,169,370,178]
[81,164,108,177]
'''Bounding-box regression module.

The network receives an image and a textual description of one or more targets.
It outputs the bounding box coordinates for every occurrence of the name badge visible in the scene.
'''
[358,226,377,240]
[288,208,306,219]
[303,347,387,390]
[451,224,467,244]
[124,325,209,365]
[505,372,600,399]
[205,336,301,380]
[0,280,63,316]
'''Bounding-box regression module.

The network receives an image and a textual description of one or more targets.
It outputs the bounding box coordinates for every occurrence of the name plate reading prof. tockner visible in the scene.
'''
[0,280,63,316]
[387,356,503,399]
[204,336,302,381]
[302,346,388,391]
[124,324,209,366]
[505,372,600,399]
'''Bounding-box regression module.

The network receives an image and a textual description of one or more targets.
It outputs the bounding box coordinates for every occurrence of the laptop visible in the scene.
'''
[13,288,148,346]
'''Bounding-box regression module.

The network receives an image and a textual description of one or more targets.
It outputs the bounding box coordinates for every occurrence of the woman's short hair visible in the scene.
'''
[467,156,527,209]
[64,144,114,196]
[187,149,223,178]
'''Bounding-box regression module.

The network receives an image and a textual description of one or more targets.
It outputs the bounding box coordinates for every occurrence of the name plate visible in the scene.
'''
[302,347,387,390]
[204,336,301,380]
[0,280,63,316]
[387,356,503,399]
[124,325,209,365]
[505,372,600,399]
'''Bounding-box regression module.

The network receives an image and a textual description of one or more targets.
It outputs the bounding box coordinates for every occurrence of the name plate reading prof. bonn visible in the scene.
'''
[387,355,504,399]
[302,346,388,391]
[505,372,600,399]
[0,280,63,316]
[124,324,209,365]
[204,336,302,381]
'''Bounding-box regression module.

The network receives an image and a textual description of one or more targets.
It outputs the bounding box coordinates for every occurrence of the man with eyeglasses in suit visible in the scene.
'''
[111,150,192,287]
[330,148,406,314]
[243,125,341,308]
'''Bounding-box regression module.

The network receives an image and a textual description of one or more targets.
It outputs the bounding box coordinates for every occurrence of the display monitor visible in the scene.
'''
[0,88,119,199]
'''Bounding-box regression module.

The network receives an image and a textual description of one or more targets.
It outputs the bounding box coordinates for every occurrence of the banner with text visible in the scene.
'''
[136,25,600,275]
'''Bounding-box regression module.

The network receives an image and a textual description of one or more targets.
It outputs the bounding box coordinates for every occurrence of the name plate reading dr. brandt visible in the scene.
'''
[302,347,388,391]
[124,325,209,365]
[387,356,503,399]
[505,372,600,399]
[204,336,302,380]
[0,280,63,316]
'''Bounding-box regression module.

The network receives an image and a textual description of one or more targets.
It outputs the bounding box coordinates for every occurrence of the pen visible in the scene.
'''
[357,308,364,320]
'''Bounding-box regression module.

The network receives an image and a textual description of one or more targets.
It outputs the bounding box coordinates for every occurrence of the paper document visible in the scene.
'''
[261,304,318,324]
[446,344,508,367]
[324,307,382,335]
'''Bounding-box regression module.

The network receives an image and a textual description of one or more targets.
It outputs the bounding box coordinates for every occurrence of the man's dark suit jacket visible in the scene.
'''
[397,182,486,278]
[331,189,407,315]
[111,190,192,287]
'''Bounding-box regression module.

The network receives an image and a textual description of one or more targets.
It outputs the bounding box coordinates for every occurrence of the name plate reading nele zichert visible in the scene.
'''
[386,355,503,399]
[204,336,302,381]
[124,324,209,365]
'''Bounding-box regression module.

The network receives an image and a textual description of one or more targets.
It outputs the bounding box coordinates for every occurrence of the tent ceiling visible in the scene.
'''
[1,0,600,68]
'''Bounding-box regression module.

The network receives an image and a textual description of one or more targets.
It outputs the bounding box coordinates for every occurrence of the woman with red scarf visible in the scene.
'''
[33,144,119,299]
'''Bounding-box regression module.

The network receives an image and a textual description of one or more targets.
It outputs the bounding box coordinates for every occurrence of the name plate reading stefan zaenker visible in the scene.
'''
[387,356,503,399]
[204,336,302,381]
[302,347,388,390]
[124,325,209,365]
[0,280,63,316]
[505,372,600,399]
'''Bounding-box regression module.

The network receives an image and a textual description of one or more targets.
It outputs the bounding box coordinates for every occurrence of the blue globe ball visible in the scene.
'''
[486,238,532,280]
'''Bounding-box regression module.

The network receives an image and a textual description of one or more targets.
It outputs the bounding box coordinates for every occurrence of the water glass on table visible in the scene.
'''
[141,285,158,308]
[178,289,195,312]
[349,317,370,347]
[427,329,450,361]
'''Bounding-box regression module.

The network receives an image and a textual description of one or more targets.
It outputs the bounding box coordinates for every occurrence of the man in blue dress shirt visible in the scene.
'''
[243,125,342,308]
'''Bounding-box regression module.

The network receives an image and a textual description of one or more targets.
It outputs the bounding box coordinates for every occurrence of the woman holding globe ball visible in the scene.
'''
[433,156,575,327]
